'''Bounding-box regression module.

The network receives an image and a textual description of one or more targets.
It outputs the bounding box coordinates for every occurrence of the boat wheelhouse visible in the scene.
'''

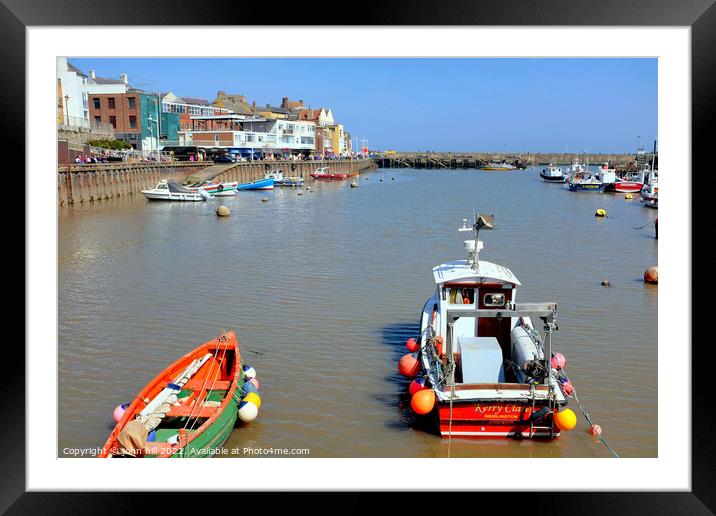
[409,214,573,438]
[539,164,566,182]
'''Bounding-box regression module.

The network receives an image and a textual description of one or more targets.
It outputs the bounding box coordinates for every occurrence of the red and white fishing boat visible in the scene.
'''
[613,175,644,193]
[401,214,576,439]
[310,166,356,180]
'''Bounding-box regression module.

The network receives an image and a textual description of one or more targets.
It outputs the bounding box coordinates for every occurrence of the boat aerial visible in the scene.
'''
[310,166,356,180]
[265,170,304,187]
[236,177,274,191]
[480,162,517,171]
[98,331,261,458]
[539,164,566,183]
[142,180,212,201]
[400,214,576,438]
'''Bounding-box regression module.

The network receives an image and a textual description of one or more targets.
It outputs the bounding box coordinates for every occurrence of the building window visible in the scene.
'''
[129,116,136,129]
[94,116,101,126]
[108,97,116,109]
[93,98,100,109]
[128,97,136,109]
[109,116,116,129]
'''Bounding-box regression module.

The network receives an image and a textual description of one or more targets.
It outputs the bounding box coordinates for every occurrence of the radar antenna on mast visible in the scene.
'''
[458,213,494,270]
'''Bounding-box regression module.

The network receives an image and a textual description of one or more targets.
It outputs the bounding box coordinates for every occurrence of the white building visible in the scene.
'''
[178,115,316,154]
[85,69,129,95]
[57,58,90,128]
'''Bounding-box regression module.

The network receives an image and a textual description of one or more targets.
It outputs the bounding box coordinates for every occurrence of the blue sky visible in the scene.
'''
[70,58,657,153]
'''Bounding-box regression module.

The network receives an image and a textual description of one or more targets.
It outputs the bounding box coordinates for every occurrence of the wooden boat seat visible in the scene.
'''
[166,404,220,418]
[183,379,231,391]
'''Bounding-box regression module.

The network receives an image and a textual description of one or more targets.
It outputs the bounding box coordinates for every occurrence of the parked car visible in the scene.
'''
[213,154,236,164]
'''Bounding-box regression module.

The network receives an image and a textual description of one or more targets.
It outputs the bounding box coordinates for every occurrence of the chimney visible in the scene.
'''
[120,73,128,85]
[252,101,256,110]
[89,69,96,79]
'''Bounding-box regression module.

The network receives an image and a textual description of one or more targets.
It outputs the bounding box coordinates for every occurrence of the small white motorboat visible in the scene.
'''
[142,180,212,202]
[540,164,566,183]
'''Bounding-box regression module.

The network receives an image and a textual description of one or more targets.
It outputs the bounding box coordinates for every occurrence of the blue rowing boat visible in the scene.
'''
[236,177,274,191]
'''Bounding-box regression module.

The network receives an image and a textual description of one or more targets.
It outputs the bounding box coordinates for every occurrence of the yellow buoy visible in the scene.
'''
[554,408,577,430]
[243,392,262,409]
[595,208,606,217]
[625,193,634,200]
[216,205,230,217]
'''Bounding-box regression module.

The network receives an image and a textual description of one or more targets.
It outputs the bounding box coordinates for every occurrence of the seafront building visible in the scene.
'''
[58,63,358,157]
[177,114,316,157]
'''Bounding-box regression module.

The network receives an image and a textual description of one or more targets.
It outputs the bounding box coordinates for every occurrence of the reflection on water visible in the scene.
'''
[58,167,657,457]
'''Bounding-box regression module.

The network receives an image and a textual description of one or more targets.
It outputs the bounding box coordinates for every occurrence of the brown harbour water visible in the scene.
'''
[58,166,658,458]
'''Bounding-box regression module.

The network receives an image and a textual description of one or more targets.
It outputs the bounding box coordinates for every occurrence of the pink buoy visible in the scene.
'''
[113,403,129,423]
[588,424,602,436]
[409,378,428,396]
[551,352,566,370]
[405,338,419,352]
[250,378,260,389]
[561,380,574,396]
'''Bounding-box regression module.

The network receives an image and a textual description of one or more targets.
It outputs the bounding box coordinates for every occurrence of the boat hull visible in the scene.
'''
[236,178,274,190]
[142,191,206,201]
[613,181,644,193]
[311,173,351,180]
[98,332,242,458]
[436,401,559,438]
[540,172,565,183]
[567,182,606,192]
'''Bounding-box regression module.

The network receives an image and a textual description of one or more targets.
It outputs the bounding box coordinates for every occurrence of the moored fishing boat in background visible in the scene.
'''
[190,180,239,197]
[399,214,577,439]
[142,180,212,202]
[265,170,304,187]
[98,331,262,458]
[566,170,606,192]
[480,162,517,171]
[236,177,274,190]
[310,166,357,180]
[540,164,566,183]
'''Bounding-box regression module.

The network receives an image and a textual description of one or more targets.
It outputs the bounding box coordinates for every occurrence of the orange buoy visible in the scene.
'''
[554,408,577,430]
[411,388,435,415]
[398,353,421,378]
[405,337,419,352]
[644,266,658,284]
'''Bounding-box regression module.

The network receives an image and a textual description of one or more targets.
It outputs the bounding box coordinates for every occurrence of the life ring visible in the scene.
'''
[217,184,224,192]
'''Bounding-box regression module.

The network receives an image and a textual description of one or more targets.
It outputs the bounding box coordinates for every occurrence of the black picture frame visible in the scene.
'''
[8,0,712,512]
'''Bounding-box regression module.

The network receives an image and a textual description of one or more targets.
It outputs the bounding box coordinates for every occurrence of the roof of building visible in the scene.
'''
[67,62,87,77]
[179,96,211,106]
[90,77,125,85]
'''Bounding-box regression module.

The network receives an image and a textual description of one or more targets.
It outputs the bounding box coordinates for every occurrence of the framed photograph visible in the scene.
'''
[11,0,712,511]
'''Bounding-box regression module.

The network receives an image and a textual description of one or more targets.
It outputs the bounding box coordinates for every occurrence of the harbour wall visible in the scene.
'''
[379,152,640,169]
[57,159,377,206]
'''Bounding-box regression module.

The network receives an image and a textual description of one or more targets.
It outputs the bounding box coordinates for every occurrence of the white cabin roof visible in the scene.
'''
[432,260,521,285]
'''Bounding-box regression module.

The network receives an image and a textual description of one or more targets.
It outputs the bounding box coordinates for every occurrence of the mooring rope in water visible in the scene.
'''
[570,386,620,458]
[634,219,655,230]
